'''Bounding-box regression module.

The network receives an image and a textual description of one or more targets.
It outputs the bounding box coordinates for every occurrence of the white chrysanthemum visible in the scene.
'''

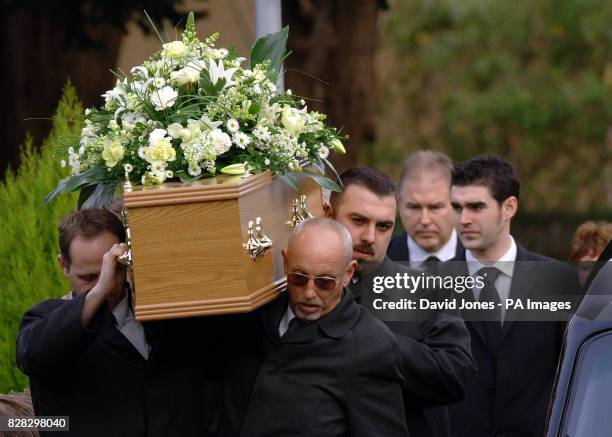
[150,86,178,111]
[166,170,173,178]
[233,132,250,149]
[124,163,133,172]
[226,118,239,133]
[318,146,329,159]
[253,125,271,141]
[209,129,232,154]
[214,48,229,59]
[188,163,202,176]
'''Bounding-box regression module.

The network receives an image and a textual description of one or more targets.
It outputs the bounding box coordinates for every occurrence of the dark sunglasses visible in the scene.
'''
[287,272,340,291]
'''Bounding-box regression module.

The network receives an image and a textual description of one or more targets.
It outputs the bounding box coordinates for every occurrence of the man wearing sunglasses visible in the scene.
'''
[214,217,409,436]
[325,167,476,437]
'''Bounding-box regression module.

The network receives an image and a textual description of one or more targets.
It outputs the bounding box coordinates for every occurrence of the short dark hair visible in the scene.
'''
[59,209,126,265]
[452,155,520,203]
[330,167,397,209]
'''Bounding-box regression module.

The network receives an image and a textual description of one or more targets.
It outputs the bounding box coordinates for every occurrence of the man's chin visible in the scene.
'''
[356,258,383,276]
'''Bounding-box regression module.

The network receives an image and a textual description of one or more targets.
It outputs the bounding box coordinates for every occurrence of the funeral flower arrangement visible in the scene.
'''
[47,12,345,207]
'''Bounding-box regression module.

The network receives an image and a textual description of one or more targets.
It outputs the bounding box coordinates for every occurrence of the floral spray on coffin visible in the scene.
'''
[46,12,346,320]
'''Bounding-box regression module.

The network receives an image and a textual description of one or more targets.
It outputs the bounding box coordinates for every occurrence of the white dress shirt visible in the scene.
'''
[278,304,297,337]
[466,236,517,323]
[407,229,459,270]
[111,293,151,360]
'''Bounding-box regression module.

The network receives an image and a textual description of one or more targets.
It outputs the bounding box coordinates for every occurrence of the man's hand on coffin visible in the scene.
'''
[81,243,128,328]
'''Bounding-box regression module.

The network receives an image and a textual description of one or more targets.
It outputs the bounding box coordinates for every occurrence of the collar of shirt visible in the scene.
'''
[278,304,297,337]
[111,290,132,329]
[407,229,458,268]
[465,236,517,279]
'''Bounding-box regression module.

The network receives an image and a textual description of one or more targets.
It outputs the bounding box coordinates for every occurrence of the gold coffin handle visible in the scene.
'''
[288,194,314,227]
[117,209,133,267]
[243,217,273,261]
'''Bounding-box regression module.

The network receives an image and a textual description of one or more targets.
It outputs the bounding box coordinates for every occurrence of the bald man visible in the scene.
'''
[214,218,409,436]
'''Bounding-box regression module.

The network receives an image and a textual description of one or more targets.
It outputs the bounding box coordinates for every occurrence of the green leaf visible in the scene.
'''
[303,169,343,192]
[321,157,343,189]
[175,170,201,183]
[278,172,299,191]
[44,165,107,204]
[249,102,261,115]
[249,26,289,83]
[79,180,118,209]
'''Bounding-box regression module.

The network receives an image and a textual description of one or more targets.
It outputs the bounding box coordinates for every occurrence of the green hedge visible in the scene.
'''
[0,83,80,393]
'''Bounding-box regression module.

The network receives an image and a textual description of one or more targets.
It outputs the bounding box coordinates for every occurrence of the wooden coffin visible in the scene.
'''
[123,171,323,321]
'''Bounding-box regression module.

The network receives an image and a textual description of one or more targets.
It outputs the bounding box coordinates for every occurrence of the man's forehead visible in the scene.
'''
[339,185,396,213]
[451,184,494,202]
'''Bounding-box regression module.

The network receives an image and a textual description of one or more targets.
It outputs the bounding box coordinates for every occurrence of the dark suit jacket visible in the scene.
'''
[350,257,477,437]
[215,290,409,437]
[387,233,465,264]
[444,245,580,437]
[16,293,208,437]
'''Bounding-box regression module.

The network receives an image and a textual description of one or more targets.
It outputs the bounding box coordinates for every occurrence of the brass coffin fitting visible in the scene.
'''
[117,209,133,267]
[243,217,273,260]
[289,194,314,227]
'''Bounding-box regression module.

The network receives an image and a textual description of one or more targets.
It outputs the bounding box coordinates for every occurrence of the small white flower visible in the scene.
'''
[226,118,239,133]
[300,99,305,106]
[253,125,271,141]
[167,123,183,139]
[151,161,165,172]
[286,89,292,96]
[264,158,270,166]
[188,163,202,176]
[60,160,67,168]
[214,48,229,59]
[318,146,330,159]
[166,170,174,178]
[124,163,133,172]
[154,77,166,88]
[233,132,251,149]
[68,147,74,154]
[78,146,85,155]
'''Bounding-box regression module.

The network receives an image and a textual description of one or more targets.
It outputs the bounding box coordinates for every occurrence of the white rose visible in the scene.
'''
[167,123,183,139]
[170,67,200,86]
[150,86,178,111]
[281,106,305,137]
[162,41,187,59]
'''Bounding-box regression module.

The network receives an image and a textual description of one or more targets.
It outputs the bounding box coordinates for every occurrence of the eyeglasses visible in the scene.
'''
[287,272,339,291]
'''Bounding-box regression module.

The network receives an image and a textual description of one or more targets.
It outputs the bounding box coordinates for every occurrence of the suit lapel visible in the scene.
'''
[500,248,536,341]
[99,318,147,367]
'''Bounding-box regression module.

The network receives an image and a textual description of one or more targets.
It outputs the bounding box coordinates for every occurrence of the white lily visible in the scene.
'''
[207,59,238,88]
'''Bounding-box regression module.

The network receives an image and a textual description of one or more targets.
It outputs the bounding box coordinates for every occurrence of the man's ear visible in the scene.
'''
[502,196,518,221]
[342,260,358,287]
[323,202,334,218]
[58,254,70,277]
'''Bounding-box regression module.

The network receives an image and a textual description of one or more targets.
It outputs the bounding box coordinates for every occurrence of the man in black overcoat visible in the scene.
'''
[16,209,209,437]
[325,167,477,437]
[214,218,409,436]
[445,155,581,437]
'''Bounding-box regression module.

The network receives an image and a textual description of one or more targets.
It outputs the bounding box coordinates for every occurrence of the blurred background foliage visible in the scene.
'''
[0,84,79,393]
[374,0,612,213]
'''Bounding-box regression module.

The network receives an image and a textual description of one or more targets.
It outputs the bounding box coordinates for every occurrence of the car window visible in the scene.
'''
[561,331,612,437]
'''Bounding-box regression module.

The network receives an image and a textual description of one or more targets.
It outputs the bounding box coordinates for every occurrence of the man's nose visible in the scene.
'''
[361,224,376,244]
[303,281,318,299]
[459,208,471,225]
[419,208,431,225]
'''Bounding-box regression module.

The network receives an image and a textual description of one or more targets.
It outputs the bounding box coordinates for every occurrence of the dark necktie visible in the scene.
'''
[477,267,502,350]
[283,317,306,337]
[422,256,440,274]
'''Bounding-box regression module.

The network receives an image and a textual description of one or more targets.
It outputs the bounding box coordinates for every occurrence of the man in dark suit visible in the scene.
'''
[388,150,464,271]
[16,209,208,437]
[215,218,409,436]
[325,167,477,437]
[446,155,581,437]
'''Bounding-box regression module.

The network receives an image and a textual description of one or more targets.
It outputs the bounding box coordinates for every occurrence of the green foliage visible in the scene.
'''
[250,26,289,83]
[383,0,612,211]
[0,83,80,393]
